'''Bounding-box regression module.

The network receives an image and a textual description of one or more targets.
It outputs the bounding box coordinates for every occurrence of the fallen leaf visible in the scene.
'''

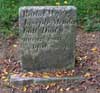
[49,83,56,87]
[77,57,82,61]
[98,59,100,63]
[23,86,27,92]
[1,76,6,79]
[92,34,95,37]
[84,72,91,78]
[83,56,88,60]
[91,47,98,52]
[75,88,79,91]
[66,87,71,91]
[13,44,17,48]
[27,72,34,76]
[45,85,49,90]
[3,78,9,82]
[59,88,64,92]
[42,74,50,78]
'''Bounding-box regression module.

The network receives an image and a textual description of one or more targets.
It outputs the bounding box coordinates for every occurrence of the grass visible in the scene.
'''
[0,0,100,36]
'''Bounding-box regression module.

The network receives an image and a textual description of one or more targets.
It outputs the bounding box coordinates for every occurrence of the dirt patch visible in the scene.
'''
[0,28,100,92]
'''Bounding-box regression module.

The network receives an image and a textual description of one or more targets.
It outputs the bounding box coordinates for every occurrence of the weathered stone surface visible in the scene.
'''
[10,76,33,87]
[10,75,84,86]
[19,6,77,71]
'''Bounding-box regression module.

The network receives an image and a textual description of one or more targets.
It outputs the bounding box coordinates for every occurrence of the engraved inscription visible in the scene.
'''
[20,8,76,53]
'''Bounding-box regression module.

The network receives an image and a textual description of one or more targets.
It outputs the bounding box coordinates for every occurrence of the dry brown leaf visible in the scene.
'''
[98,59,100,63]
[13,44,17,48]
[50,83,56,87]
[91,47,98,52]
[66,87,71,91]
[59,88,64,92]
[92,34,95,37]
[83,56,88,60]
[3,78,9,82]
[21,74,27,78]
[27,72,34,77]
[1,76,6,79]
[42,74,50,78]
[45,85,49,90]
[84,72,91,78]
[23,86,27,92]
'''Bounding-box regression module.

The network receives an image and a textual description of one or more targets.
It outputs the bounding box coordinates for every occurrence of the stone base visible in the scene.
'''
[10,75,84,87]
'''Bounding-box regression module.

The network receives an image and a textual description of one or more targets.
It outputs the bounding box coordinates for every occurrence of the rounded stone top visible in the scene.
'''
[19,6,77,11]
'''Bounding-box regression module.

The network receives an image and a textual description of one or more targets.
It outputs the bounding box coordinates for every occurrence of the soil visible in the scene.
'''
[0,27,100,93]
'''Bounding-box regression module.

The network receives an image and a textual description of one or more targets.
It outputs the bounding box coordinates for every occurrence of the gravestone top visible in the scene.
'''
[19,6,77,71]
[19,6,76,11]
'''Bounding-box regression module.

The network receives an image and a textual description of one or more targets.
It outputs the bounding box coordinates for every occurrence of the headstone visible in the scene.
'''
[0,36,5,58]
[19,6,77,71]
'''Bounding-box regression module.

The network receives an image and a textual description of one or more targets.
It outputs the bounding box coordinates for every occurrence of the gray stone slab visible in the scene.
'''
[10,75,84,87]
[19,6,77,71]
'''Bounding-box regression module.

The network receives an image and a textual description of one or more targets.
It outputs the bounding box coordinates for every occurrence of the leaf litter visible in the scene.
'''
[0,28,100,92]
